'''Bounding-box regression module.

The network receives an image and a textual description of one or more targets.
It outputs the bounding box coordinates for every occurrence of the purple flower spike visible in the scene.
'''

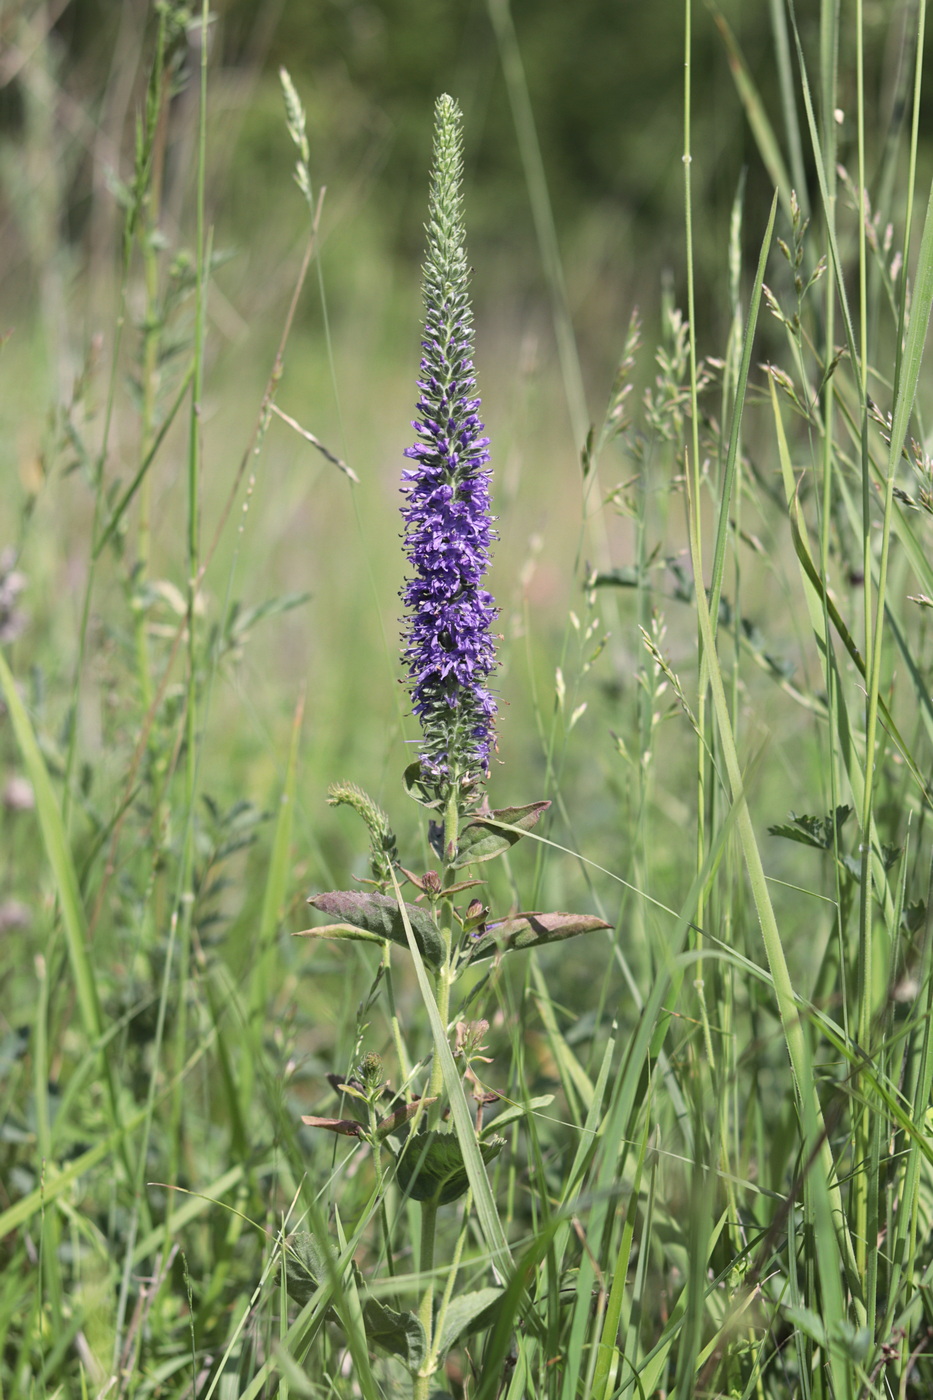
[401,95,498,801]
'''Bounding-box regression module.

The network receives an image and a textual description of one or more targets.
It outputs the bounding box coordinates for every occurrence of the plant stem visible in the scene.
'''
[165,0,210,1217]
[134,6,169,715]
[428,780,461,1105]
[382,941,412,1083]
[366,1101,396,1282]
[417,782,461,1391]
[429,1190,472,1375]
[414,1200,439,1400]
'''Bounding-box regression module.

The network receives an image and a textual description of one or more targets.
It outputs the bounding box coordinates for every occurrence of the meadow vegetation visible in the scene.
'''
[2,1,933,1397]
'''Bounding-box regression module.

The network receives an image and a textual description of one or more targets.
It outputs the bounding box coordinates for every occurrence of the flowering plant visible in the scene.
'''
[294,94,608,1398]
[400,93,498,808]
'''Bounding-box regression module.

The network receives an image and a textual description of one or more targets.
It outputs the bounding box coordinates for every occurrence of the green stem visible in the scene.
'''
[134,8,169,715]
[382,941,412,1083]
[429,1189,472,1374]
[415,783,462,1396]
[428,780,461,1106]
[165,0,209,1219]
[428,961,452,1108]
[415,781,463,1394]
[366,1104,396,1282]
[414,1200,439,1400]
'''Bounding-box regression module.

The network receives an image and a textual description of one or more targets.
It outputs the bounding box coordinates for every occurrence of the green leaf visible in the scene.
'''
[435,1288,505,1356]
[841,855,862,883]
[285,1235,426,1371]
[394,1130,505,1206]
[361,1298,426,1371]
[454,801,551,868]
[827,1320,872,1364]
[767,822,825,850]
[403,760,444,809]
[902,899,927,934]
[284,1232,340,1311]
[468,911,611,963]
[767,806,852,851]
[229,591,311,642]
[303,891,444,968]
[293,922,386,948]
[782,1303,826,1348]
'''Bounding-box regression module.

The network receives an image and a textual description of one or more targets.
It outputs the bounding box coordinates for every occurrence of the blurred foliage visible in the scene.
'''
[3,0,927,367]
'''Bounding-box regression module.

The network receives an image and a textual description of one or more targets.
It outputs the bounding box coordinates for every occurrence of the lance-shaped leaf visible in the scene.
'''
[300,1114,364,1137]
[454,800,550,868]
[375,1098,436,1142]
[293,922,386,950]
[301,890,444,968]
[467,911,611,963]
[394,1130,505,1206]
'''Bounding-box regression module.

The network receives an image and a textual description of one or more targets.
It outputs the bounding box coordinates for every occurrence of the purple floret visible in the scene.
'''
[401,319,498,781]
[400,96,499,792]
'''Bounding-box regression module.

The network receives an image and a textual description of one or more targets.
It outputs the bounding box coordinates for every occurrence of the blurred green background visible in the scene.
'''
[0,0,922,922]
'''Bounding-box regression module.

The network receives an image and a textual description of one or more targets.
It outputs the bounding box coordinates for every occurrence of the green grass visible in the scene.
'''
[4,0,933,1397]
